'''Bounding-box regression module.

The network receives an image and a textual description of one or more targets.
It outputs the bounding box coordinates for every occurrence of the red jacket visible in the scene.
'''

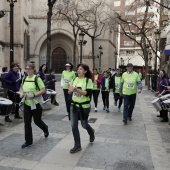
[91,73,102,89]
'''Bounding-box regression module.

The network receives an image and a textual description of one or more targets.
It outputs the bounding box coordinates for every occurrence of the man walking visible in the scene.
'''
[120,63,142,125]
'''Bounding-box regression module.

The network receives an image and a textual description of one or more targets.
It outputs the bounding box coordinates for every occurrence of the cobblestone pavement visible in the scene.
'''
[0,83,170,170]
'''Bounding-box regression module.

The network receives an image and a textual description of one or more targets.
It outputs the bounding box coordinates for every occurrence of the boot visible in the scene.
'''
[53,101,59,106]
[90,129,95,142]
[5,116,12,122]
[70,145,82,153]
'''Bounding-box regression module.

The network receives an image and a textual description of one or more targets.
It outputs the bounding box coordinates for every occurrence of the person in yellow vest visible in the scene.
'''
[20,63,49,148]
[68,64,95,153]
[110,69,123,112]
[120,63,142,125]
[91,68,102,112]
[61,63,76,116]
[101,71,110,112]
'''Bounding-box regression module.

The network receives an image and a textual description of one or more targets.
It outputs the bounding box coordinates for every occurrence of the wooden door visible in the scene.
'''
[52,47,67,73]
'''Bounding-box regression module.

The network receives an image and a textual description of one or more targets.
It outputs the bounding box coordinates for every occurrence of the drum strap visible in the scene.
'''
[22,76,40,91]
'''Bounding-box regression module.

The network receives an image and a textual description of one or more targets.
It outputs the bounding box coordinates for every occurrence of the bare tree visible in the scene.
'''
[111,0,164,85]
[77,0,110,68]
[151,0,170,10]
[53,0,90,67]
[54,0,111,68]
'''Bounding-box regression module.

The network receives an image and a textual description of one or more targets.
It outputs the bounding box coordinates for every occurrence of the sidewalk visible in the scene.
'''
[0,83,170,170]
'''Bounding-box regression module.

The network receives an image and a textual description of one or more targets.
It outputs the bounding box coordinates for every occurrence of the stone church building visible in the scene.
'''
[0,0,117,72]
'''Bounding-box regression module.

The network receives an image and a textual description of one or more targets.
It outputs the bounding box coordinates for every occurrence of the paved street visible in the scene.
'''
[0,82,170,170]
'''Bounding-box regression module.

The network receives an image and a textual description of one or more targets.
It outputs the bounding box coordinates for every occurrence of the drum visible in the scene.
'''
[151,98,162,111]
[161,99,170,110]
[46,89,57,95]
[46,89,57,98]
[42,99,52,110]
[160,94,170,101]
[0,97,13,116]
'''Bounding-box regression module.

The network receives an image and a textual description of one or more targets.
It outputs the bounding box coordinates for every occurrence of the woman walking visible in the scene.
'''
[68,64,95,153]
[2,63,22,122]
[61,63,75,116]
[37,64,48,100]
[110,69,123,112]
[20,63,49,148]
[91,68,102,112]
[37,64,48,82]
[101,71,110,112]
[46,68,59,106]
[157,70,169,122]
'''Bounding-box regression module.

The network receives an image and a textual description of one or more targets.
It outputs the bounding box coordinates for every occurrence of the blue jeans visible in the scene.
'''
[70,106,93,146]
[123,94,136,120]
[63,89,72,114]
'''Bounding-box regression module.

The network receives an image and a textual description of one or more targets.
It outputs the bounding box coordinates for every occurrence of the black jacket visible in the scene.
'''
[46,74,56,90]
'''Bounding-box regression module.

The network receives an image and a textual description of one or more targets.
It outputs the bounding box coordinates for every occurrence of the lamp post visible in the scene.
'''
[79,31,85,63]
[154,29,161,71]
[115,52,118,68]
[153,29,160,91]
[146,44,150,89]
[98,46,103,70]
[7,0,17,66]
[47,0,57,69]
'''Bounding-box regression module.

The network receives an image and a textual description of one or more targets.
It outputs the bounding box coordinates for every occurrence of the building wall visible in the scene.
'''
[0,0,117,72]
[114,0,160,69]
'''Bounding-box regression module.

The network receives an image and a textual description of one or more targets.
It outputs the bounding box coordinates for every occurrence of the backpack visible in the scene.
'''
[22,76,40,91]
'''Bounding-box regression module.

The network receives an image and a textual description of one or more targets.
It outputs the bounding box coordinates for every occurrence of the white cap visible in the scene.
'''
[65,63,71,67]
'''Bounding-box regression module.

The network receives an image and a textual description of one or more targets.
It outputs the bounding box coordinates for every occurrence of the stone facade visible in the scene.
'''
[0,0,117,72]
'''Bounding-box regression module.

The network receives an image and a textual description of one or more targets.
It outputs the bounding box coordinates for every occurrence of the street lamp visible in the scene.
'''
[7,0,17,66]
[146,44,150,89]
[98,46,103,70]
[79,31,86,63]
[0,11,5,18]
[154,29,161,71]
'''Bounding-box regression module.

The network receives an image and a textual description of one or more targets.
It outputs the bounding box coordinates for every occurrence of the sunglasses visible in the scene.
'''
[25,67,33,70]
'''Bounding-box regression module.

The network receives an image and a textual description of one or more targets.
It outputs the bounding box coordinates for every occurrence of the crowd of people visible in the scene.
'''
[1,61,169,153]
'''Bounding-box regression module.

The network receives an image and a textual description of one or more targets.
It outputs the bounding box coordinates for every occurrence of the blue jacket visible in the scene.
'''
[2,70,20,92]
[101,77,110,91]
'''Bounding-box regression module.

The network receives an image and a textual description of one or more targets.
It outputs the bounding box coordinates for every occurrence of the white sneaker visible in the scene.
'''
[95,107,97,112]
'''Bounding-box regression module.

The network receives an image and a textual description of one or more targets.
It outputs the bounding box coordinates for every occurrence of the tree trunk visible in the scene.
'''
[73,29,78,68]
[46,1,53,70]
[73,37,77,68]
[91,37,95,68]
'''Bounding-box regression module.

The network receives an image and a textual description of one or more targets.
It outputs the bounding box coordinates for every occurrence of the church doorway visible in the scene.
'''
[52,47,67,73]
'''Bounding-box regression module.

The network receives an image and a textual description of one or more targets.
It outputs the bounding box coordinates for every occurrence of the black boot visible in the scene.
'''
[5,116,12,122]
[53,101,59,106]
[90,129,95,142]
[70,145,82,153]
